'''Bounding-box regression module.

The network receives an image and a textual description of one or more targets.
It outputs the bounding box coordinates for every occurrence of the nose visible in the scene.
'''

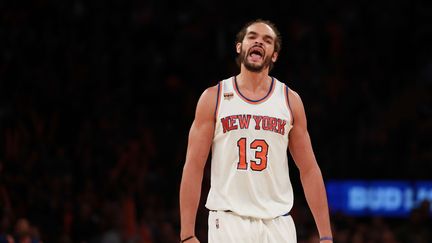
[254,40,264,46]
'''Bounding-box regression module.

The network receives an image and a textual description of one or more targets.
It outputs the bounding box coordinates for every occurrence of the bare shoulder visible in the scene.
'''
[287,88,304,111]
[200,84,219,103]
[194,84,220,121]
[286,87,308,130]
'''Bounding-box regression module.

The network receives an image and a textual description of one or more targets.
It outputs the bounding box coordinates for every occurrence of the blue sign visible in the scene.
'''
[326,180,432,217]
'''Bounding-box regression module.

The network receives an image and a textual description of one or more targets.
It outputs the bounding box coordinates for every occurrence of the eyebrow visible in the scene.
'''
[247,31,274,41]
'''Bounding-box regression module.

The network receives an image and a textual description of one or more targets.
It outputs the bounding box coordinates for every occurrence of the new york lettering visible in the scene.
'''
[221,114,286,135]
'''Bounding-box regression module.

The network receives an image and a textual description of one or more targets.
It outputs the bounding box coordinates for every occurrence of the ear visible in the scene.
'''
[236,43,241,54]
[271,52,278,62]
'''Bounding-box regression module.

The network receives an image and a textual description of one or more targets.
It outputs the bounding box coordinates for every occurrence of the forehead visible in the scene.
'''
[246,22,276,38]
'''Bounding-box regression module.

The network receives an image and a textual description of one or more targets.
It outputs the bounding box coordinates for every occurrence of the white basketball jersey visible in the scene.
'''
[205,76,294,219]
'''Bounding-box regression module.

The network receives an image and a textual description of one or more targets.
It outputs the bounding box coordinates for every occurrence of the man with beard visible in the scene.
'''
[179,19,333,243]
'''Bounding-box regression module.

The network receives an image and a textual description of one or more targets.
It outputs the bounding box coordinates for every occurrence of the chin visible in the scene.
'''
[245,65,264,73]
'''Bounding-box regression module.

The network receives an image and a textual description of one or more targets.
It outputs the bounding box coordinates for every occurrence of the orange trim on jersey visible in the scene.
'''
[232,76,275,105]
[284,85,294,126]
[214,81,223,120]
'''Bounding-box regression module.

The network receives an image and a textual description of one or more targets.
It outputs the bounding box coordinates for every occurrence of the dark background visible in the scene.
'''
[1,0,431,242]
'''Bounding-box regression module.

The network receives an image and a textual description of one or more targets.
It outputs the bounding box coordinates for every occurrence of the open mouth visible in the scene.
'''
[248,46,264,61]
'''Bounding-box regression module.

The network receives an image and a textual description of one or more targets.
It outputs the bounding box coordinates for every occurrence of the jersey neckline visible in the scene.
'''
[233,76,275,104]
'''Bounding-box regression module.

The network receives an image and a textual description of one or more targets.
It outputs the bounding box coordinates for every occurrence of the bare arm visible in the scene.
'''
[179,85,218,242]
[288,90,333,240]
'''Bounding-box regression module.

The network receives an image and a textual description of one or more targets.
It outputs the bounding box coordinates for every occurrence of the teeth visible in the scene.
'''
[250,50,262,56]
[250,48,263,56]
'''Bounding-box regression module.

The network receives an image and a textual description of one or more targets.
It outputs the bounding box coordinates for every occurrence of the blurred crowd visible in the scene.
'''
[1,0,431,242]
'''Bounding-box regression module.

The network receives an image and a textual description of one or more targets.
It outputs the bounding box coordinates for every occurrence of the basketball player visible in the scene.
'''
[179,19,333,243]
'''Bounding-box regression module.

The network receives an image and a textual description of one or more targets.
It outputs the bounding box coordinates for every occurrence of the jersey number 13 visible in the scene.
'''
[236,138,269,171]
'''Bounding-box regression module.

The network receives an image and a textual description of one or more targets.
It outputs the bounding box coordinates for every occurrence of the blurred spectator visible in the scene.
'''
[13,218,41,243]
[396,201,431,243]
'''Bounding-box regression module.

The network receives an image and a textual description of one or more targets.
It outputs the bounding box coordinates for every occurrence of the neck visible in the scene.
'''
[237,66,271,91]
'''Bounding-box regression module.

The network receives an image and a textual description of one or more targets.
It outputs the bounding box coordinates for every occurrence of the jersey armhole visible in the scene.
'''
[214,81,222,120]
[284,85,294,126]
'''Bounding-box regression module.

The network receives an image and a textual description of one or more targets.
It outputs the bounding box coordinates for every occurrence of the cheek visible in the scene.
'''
[241,43,249,52]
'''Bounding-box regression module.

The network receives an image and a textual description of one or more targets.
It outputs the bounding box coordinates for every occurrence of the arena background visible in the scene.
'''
[0,0,431,242]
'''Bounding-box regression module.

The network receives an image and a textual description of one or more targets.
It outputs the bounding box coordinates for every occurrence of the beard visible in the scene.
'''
[239,47,274,73]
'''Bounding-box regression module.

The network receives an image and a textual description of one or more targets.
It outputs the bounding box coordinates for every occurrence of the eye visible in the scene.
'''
[264,38,273,44]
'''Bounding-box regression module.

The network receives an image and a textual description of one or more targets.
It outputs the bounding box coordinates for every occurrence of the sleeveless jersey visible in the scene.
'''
[205,76,294,219]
